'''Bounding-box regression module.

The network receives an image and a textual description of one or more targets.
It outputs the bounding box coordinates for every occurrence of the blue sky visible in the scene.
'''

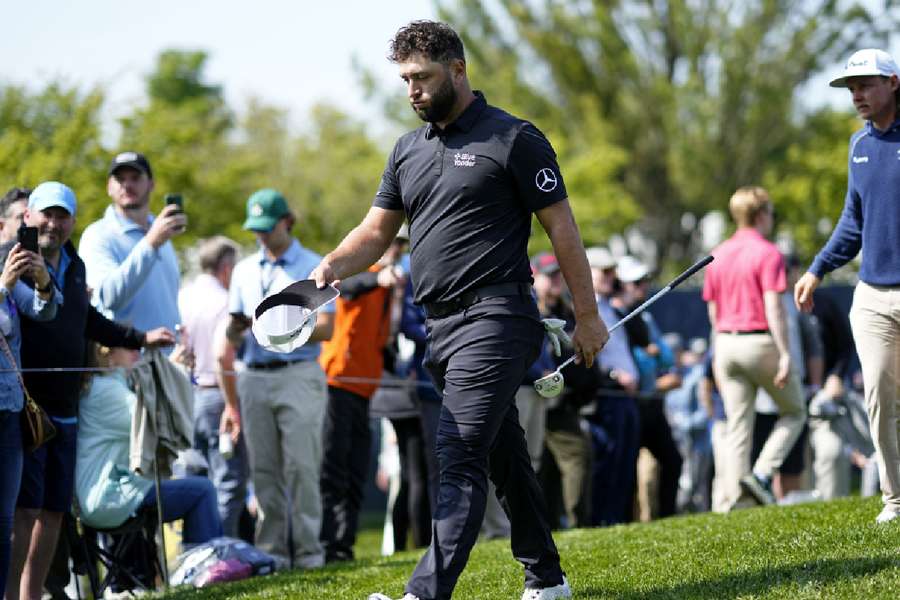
[3,0,893,142]
[3,0,436,139]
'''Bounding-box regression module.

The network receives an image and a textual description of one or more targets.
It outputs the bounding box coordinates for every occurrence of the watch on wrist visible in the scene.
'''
[36,280,53,294]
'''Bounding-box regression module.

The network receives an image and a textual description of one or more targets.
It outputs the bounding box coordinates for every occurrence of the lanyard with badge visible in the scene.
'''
[260,258,284,299]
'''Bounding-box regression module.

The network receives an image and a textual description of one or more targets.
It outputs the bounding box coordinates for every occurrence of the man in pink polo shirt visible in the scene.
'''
[703,186,806,509]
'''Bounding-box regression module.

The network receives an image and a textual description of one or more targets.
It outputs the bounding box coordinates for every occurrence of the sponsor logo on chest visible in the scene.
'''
[454,152,476,167]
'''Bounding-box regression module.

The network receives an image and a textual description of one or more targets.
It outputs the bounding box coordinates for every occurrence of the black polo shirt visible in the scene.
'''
[373,92,568,305]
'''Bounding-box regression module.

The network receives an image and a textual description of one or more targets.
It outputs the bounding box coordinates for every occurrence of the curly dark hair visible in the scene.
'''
[389,20,465,64]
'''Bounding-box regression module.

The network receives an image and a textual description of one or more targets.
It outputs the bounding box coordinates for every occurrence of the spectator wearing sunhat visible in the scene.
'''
[584,247,641,525]
[221,188,335,569]
[616,256,683,520]
[79,151,185,334]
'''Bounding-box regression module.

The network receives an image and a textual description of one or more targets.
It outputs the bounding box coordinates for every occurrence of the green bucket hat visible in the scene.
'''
[243,188,289,232]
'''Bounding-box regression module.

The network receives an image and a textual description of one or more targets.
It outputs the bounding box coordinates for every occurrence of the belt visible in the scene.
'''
[246,359,305,371]
[423,282,531,319]
[721,329,769,335]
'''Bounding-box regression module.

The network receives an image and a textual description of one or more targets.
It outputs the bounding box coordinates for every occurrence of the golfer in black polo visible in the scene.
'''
[312,21,607,600]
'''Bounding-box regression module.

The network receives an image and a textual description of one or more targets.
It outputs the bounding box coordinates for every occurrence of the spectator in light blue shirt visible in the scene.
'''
[79,152,185,334]
[220,188,334,569]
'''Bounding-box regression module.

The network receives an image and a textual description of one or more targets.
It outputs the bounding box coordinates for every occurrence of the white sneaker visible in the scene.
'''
[875,506,900,524]
[522,576,572,600]
[366,594,420,600]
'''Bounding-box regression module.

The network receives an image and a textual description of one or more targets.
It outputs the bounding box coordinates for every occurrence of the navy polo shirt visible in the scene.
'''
[373,92,568,305]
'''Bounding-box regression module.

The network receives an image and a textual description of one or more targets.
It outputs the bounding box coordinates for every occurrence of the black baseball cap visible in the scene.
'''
[108,151,153,179]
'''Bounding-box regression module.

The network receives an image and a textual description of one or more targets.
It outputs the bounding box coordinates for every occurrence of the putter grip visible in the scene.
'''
[668,255,713,290]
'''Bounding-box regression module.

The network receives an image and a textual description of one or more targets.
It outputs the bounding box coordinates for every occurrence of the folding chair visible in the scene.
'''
[77,508,162,598]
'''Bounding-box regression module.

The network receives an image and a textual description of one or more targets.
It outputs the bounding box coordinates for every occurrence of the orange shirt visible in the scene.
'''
[319,266,391,398]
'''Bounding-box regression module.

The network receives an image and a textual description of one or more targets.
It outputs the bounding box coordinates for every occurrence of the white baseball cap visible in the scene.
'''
[829,48,899,88]
[251,280,339,353]
[616,256,650,283]
[586,246,616,270]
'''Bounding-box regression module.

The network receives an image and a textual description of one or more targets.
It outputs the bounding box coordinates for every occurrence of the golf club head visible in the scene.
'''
[534,371,564,398]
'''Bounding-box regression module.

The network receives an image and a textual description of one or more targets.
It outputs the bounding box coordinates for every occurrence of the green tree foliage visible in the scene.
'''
[763,109,859,264]
[105,50,385,255]
[435,0,892,266]
[116,50,238,248]
[0,84,107,230]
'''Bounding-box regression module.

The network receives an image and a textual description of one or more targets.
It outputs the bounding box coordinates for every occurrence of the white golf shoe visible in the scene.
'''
[875,506,900,524]
[521,576,572,600]
[366,594,420,600]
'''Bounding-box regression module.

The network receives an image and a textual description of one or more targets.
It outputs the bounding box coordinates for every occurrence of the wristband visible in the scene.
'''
[36,281,54,294]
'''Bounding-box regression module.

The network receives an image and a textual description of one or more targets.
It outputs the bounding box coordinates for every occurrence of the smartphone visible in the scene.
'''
[17,225,39,253]
[164,193,183,213]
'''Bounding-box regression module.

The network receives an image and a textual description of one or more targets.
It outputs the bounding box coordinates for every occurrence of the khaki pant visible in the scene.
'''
[710,420,731,513]
[809,417,850,500]
[238,361,327,566]
[482,385,546,538]
[849,282,900,511]
[714,332,806,509]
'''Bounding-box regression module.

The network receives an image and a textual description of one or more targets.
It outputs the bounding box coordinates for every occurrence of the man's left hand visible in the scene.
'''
[571,312,608,368]
[144,327,176,347]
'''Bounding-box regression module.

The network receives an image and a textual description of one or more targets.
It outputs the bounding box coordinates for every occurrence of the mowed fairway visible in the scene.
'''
[158,496,899,599]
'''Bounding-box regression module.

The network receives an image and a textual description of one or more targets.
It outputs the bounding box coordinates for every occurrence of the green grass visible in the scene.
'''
[158,496,900,599]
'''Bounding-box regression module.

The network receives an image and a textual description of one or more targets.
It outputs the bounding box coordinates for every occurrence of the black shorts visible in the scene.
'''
[18,418,77,512]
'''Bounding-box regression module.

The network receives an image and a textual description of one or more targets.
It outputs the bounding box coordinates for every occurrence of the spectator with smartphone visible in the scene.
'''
[0,188,30,250]
[6,182,174,600]
[79,152,185,334]
[0,213,59,599]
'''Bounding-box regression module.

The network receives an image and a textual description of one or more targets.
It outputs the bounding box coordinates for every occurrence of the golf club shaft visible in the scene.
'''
[553,255,714,372]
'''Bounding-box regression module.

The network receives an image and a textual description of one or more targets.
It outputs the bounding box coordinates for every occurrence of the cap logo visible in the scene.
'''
[848,59,870,68]
[115,151,138,163]
[535,168,558,192]
[250,203,264,217]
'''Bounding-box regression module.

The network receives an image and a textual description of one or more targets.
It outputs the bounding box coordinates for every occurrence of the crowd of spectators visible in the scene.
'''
[0,153,878,599]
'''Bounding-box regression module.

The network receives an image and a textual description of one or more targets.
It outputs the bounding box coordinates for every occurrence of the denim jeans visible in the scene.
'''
[0,410,23,594]
[139,477,223,544]
[193,388,249,538]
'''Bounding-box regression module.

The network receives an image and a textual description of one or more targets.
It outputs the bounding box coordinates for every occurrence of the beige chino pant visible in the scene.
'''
[714,332,806,509]
[238,360,328,567]
[849,282,900,511]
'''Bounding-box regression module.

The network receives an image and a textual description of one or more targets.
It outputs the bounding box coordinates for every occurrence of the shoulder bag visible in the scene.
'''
[0,332,56,451]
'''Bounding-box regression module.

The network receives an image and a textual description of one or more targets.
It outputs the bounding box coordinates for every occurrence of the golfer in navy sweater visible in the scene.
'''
[795,48,900,524]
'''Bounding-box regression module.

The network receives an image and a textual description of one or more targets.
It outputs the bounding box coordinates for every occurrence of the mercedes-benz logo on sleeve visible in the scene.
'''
[535,168,558,192]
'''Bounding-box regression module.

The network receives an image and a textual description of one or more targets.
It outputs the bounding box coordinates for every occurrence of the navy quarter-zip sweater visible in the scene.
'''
[20,241,145,418]
[810,118,900,285]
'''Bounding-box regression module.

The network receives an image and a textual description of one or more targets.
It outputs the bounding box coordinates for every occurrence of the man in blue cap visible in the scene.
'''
[220,189,334,569]
[7,181,174,600]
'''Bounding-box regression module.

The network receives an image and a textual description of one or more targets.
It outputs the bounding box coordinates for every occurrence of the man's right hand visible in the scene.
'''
[612,369,638,394]
[571,312,609,368]
[146,204,187,249]
[311,260,339,289]
[774,353,791,389]
[220,403,241,443]
[794,272,821,313]
[1,244,29,291]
